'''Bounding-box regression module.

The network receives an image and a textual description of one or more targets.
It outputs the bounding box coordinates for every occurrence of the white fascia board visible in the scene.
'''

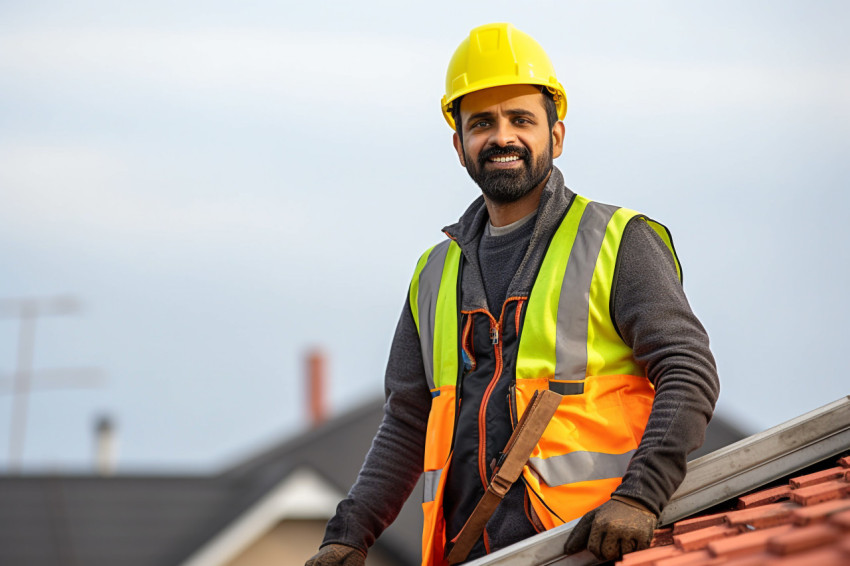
[179,466,345,566]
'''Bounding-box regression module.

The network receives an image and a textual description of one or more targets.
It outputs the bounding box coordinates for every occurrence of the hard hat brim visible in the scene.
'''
[441,80,567,130]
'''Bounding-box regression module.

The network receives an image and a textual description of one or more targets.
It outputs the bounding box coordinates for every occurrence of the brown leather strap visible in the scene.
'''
[445,389,561,564]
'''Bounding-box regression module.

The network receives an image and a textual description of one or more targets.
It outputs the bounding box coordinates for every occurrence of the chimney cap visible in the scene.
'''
[95,414,115,432]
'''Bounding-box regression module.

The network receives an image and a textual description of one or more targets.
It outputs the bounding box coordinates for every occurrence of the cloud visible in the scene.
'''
[561,55,850,119]
[1,23,847,125]
[0,142,307,245]
[0,28,443,113]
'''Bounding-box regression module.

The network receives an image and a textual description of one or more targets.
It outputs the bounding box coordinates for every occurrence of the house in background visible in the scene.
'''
[0,390,749,566]
[0,398,408,566]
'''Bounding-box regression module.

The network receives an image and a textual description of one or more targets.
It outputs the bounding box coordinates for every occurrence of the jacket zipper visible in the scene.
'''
[477,311,503,488]
[477,295,530,488]
[508,299,524,431]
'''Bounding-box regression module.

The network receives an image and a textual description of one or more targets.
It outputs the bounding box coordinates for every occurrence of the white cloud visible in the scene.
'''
[0,142,307,244]
[0,28,443,112]
[2,25,847,123]
[563,55,850,118]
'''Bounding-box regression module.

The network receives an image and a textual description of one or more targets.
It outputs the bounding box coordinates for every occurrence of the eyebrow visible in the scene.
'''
[465,108,538,127]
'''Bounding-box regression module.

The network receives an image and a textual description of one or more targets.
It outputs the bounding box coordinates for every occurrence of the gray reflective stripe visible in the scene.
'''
[548,381,584,395]
[417,240,451,391]
[529,449,636,487]
[423,469,443,503]
[554,202,619,381]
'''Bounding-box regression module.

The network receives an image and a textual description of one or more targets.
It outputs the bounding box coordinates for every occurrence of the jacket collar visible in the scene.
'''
[442,166,577,311]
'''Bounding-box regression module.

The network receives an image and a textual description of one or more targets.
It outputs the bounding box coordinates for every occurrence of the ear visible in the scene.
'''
[453,132,466,167]
[551,121,565,159]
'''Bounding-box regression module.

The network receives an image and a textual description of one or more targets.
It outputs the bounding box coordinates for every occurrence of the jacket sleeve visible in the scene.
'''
[611,219,720,516]
[320,295,433,553]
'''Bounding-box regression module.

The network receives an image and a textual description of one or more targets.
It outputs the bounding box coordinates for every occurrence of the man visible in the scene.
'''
[307,23,718,565]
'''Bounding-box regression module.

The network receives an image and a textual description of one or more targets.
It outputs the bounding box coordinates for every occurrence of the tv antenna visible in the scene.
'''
[0,296,105,472]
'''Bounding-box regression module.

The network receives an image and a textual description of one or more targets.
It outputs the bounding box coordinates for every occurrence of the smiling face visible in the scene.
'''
[453,84,564,205]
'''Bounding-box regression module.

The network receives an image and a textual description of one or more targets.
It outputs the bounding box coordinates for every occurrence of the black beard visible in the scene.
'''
[464,143,552,204]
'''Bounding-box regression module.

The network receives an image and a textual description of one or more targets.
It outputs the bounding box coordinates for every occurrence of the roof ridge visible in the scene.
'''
[218,397,384,479]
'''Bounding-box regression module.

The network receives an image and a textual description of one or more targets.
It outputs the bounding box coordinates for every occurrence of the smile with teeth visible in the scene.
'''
[490,155,521,163]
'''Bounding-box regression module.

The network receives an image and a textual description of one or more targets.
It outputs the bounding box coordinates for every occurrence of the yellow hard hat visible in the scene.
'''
[441,23,567,130]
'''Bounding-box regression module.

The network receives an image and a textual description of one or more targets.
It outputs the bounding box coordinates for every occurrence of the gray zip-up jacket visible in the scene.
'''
[322,166,719,558]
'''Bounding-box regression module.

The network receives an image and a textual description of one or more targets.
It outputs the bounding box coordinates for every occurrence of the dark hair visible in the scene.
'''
[451,87,559,145]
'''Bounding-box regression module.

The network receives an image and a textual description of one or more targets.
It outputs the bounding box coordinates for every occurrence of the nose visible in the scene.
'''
[490,118,518,147]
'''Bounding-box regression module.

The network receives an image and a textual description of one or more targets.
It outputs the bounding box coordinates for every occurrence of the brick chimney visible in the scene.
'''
[306,349,327,427]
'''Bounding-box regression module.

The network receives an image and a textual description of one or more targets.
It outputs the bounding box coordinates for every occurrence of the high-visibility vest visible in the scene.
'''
[409,195,681,566]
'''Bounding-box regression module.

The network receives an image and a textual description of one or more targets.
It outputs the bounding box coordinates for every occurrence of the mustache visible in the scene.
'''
[477,145,529,166]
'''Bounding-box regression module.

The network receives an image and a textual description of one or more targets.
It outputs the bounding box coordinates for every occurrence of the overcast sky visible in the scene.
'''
[1,1,848,473]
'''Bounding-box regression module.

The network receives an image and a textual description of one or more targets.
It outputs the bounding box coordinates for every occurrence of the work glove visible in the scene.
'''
[563,496,658,561]
[304,543,366,566]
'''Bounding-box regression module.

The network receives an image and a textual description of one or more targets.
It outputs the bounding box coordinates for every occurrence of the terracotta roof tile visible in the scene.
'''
[829,508,850,530]
[724,502,797,529]
[706,524,793,559]
[673,525,742,552]
[653,549,719,566]
[765,547,847,565]
[791,498,850,525]
[619,544,681,565]
[651,527,675,547]
[789,467,848,489]
[714,552,773,566]
[766,523,841,555]
[790,479,850,506]
[735,485,792,509]
[615,455,850,566]
[673,512,729,535]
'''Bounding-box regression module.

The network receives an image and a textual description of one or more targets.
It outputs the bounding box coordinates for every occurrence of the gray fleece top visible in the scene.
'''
[322,166,720,558]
